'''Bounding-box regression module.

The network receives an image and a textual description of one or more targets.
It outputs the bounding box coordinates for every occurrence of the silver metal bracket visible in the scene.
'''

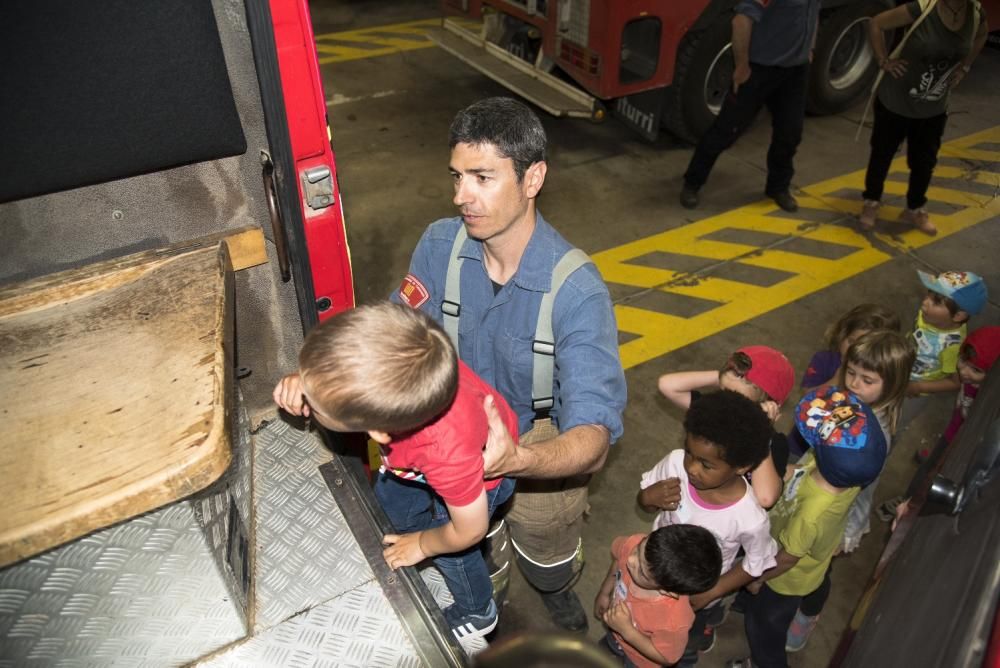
[301,165,334,210]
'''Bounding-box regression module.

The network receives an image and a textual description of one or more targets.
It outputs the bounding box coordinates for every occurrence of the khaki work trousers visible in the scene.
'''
[487,419,590,599]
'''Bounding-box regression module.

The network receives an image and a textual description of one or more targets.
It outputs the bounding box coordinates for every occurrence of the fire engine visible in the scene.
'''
[430,0,896,141]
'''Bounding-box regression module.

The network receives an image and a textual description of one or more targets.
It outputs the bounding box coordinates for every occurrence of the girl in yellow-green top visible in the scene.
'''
[726,386,887,668]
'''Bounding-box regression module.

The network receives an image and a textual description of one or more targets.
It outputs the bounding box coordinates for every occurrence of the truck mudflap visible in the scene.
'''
[614,89,667,142]
[0,401,481,665]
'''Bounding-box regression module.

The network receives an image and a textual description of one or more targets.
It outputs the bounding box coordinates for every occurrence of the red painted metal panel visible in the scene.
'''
[443,0,713,100]
[269,0,355,320]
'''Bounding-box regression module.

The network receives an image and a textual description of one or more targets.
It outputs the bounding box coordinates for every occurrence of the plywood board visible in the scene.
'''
[0,244,234,567]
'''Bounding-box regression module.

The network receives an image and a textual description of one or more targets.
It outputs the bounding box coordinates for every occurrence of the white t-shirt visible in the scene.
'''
[641,449,778,578]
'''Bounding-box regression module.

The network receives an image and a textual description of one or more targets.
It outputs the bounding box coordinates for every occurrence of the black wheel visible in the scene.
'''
[664,16,733,144]
[807,2,883,115]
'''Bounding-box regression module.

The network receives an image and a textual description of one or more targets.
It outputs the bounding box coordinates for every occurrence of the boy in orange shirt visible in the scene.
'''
[594,525,722,667]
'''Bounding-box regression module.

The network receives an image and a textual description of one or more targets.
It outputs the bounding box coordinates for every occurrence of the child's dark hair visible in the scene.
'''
[683,390,771,470]
[645,525,722,595]
[299,302,458,433]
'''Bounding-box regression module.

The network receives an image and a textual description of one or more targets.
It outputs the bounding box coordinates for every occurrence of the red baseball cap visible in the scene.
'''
[737,345,795,404]
[963,326,1000,373]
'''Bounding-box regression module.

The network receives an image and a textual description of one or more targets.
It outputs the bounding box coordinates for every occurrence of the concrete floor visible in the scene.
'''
[309,2,1000,664]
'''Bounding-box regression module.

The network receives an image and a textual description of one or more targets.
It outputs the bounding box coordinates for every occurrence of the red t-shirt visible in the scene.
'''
[610,534,694,668]
[380,360,519,506]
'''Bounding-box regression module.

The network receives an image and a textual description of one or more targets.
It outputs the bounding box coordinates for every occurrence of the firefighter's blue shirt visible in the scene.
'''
[736,0,821,68]
[392,213,626,443]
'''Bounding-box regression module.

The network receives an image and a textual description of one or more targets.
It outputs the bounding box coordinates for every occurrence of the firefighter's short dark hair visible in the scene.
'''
[449,96,547,182]
[299,301,458,434]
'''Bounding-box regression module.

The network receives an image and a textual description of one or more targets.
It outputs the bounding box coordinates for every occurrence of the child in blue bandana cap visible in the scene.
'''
[727,386,887,668]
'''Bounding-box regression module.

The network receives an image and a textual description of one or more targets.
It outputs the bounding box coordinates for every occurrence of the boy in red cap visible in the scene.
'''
[942,326,1000,443]
[893,326,1000,523]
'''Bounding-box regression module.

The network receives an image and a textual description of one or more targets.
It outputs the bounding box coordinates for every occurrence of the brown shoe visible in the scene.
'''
[900,207,937,235]
[859,199,879,230]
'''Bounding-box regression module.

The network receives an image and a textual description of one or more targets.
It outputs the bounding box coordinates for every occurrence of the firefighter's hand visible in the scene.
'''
[602,601,634,635]
[382,532,427,570]
[732,63,751,93]
[643,478,682,512]
[273,373,310,417]
[483,394,519,479]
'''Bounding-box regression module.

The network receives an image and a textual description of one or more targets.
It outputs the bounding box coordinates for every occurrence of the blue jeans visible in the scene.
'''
[374,472,515,617]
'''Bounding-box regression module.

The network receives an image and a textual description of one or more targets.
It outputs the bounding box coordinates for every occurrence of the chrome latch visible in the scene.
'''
[302,166,334,210]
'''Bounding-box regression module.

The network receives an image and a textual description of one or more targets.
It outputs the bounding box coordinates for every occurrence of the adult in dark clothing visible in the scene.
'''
[858,0,988,235]
[680,0,821,213]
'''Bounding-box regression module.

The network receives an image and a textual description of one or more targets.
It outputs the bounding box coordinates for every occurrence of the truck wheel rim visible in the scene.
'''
[704,43,733,116]
[827,18,874,90]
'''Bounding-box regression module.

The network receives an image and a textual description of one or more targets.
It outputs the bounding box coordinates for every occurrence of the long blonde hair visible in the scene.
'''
[838,330,915,434]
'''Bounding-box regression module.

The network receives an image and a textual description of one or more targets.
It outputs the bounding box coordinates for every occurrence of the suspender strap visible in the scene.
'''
[441,224,468,348]
[442,224,592,422]
[532,248,592,420]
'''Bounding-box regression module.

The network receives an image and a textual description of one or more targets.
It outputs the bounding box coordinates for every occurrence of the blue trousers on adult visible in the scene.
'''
[683,63,809,196]
[374,472,515,617]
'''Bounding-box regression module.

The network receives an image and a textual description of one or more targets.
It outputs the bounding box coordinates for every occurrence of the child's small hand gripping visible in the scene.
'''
[594,588,613,620]
[603,601,635,635]
[646,477,682,512]
[382,532,428,570]
[272,373,310,417]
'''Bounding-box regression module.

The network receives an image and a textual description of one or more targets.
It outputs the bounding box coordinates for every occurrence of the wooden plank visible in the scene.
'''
[0,243,234,567]
[223,226,268,271]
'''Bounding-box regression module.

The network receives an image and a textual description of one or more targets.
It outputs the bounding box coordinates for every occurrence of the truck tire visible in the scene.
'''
[807,2,882,115]
[664,15,733,144]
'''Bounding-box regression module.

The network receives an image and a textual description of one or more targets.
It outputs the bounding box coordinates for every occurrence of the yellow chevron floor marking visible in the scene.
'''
[595,126,1000,371]
[314,18,479,64]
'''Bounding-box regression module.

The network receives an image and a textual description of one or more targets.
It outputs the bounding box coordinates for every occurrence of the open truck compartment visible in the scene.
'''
[0,0,473,664]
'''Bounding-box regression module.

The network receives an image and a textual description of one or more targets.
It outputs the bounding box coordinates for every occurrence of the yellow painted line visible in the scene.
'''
[663,277,770,304]
[595,125,1000,371]
[314,18,479,64]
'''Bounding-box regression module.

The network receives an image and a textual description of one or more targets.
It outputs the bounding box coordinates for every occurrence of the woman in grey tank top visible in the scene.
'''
[858,0,989,235]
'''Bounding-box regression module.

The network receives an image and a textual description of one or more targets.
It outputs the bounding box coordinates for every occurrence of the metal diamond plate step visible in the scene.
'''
[197,580,422,667]
[250,420,372,632]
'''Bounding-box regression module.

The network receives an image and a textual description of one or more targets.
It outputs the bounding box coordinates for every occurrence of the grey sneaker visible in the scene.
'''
[443,599,499,642]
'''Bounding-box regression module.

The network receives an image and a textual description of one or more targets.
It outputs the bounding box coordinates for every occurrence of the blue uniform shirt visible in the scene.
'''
[736,0,821,67]
[392,213,626,442]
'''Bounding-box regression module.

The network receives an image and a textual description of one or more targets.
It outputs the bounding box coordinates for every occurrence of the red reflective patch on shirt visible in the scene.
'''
[758,0,770,6]
[399,273,430,308]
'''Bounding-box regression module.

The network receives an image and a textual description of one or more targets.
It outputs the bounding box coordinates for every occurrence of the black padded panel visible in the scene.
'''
[0,0,247,203]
